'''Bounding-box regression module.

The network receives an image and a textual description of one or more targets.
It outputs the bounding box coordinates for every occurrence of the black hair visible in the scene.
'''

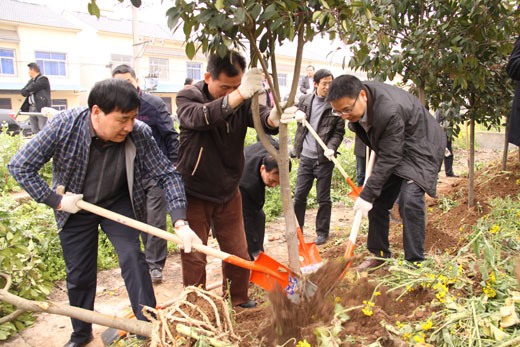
[207,50,246,79]
[314,69,333,85]
[184,77,194,85]
[326,75,364,102]
[306,65,315,71]
[111,64,136,78]
[88,79,141,114]
[27,62,40,73]
[262,155,292,172]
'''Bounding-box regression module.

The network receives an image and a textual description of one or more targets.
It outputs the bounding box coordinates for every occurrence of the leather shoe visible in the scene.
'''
[150,268,162,283]
[446,173,459,177]
[63,334,93,347]
[237,299,257,309]
[356,258,384,271]
[315,234,329,245]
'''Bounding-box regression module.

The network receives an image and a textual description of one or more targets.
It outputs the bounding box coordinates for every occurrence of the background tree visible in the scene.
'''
[164,0,339,272]
[325,0,519,207]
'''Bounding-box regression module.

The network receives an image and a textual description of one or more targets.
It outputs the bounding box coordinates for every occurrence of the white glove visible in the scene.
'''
[280,109,306,124]
[353,197,373,218]
[237,68,264,99]
[324,148,335,161]
[175,224,202,253]
[57,193,83,214]
[41,107,59,119]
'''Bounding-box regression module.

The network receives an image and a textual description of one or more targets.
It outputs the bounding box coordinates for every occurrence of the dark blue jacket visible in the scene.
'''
[138,91,179,164]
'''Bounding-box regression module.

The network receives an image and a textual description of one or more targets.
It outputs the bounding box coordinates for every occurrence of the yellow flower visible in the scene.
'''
[489,225,499,233]
[297,340,311,347]
[421,320,433,331]
[374,291,381,296]
[362,307,373,316]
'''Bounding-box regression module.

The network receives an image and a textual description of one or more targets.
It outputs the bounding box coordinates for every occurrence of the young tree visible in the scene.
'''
[329,0,519,206]
[165,0,338,272]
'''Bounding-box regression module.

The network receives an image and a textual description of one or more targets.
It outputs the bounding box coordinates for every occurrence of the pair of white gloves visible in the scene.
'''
[57,193,201,253]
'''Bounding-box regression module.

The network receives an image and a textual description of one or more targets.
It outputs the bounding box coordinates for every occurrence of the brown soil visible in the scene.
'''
[3,147,520,346]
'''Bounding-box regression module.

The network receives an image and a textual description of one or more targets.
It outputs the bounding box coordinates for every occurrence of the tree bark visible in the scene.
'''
[502,114,510,171]
[468,115,475,208]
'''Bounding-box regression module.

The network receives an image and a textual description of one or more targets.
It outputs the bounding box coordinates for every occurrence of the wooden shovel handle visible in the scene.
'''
[74,199,232,262]
[302,119,362,196]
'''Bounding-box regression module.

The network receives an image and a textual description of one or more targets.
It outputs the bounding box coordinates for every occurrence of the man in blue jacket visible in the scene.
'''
[113,64,179,283]
[8,79,201,347]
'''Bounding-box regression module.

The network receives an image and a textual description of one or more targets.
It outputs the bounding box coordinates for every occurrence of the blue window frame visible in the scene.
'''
[0,49,15,75]
[186,62,202,80]
[35,51,67,76]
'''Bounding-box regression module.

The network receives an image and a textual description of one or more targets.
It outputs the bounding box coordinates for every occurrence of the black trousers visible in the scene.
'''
[59,194,156,343]
[242,207,265,260]
[140,177,168,270]
[443,139,455,176]
[367,174,426,262]
[294,156,334,237]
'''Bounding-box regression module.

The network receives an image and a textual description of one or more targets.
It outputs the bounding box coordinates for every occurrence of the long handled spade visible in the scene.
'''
[296,220,323,274]
[339,151,376,279]
[302,118,363,200]
[56,188,317,302]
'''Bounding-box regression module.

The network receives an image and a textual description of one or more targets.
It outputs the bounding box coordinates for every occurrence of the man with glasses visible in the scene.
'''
[292,69,345,245]
[327,75,445,269]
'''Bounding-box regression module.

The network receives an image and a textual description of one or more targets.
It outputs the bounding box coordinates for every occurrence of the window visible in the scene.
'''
[0,49,15,75]
[278,73,287,87]
[51,99,67,111]
[149,57,169,79]
[186,62,202,80]
[111,54,133,68]
[0,98,12,109]
[35,51,66,76]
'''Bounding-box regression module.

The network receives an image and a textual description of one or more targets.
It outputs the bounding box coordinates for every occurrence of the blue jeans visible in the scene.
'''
[294,156,334,237]
[367,174,426,262]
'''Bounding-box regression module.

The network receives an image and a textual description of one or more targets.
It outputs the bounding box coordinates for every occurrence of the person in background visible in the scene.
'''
[326,75,445,270]
[293,69,345,245]
[175,50,282,309]
[507,35,520,149]
[259,72,272,107]
[299,65,315,95]
[112,64,180,283]
[21,62,51,134]
[434,105,459,177]
[184,77,194,88]
[239,139,290,259]
[8,79,200,347]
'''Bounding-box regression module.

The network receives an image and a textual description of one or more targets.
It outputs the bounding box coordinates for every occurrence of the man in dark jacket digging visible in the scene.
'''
[327,75,445,269]
[175,50,281,309]
[112,64,179,283]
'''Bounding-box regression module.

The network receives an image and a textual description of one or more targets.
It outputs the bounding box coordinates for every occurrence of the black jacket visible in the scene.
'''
[349,81,445,200]
[138,91,179,164]
[20,74,51,112]
[293,93,345,163]
[507,35,520,147]
[175,81,278,203]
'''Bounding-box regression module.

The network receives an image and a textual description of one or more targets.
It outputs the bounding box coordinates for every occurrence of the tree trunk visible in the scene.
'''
[502,114,510,171]
[468,115,475,207]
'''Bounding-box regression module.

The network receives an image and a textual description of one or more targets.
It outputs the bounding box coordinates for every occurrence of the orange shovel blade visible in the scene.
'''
[296,227,323,274]
[340,240,356,279]
[228,252,301,296]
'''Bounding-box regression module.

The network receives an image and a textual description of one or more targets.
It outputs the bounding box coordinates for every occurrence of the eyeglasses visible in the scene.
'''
[331,93,359,116]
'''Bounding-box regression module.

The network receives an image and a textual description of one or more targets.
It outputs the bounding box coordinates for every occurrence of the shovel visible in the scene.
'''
[56,189,317,302]
[302,118,362,200]
[296,221,323,274]
[340,151,376,279]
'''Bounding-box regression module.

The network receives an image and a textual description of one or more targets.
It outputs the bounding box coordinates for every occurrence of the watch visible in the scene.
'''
[175,220,189,228]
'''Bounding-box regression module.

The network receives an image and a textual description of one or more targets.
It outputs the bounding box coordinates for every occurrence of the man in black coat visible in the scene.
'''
[112,64,180,283]
[327,75,445,269]
[507,35,520,147]
[21,62,51,134]
[239,140,286,260]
